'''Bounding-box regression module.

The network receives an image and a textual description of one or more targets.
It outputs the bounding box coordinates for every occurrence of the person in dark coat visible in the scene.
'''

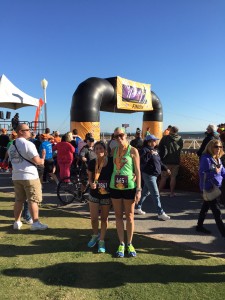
[197,124,219,158]
[11,113,20,130]
[130,128,143,151]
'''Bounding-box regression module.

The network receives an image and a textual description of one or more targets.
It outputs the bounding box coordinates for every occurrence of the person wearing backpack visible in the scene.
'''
[158,126,183,197]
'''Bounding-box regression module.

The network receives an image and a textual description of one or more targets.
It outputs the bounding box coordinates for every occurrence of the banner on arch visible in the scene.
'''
[116,76,153,111]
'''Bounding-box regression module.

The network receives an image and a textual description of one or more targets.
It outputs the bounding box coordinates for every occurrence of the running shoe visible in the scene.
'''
[30,221,48,231]
[127,244,137,257]
[98,240,106,253]
[13,221,23,230]
[87,234,99,248]
[116,243,125,258]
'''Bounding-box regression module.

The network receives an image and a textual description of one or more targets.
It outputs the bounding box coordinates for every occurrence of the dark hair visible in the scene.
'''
[84,132,93,141]
[61,134,66,142]
[94,141,106,150]
[73,129,78,135]
[45,128,50,134]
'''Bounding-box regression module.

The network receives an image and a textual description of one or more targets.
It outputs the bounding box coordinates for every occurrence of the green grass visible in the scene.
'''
[1,192,225,300]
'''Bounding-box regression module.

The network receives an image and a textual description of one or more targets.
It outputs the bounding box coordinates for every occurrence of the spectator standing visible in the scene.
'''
[71,129,82,165]
[8,123,48,230]
[197,124,220,158]
[196,139,225,237]
[39,134,58,184]
[158,126,183,197]
[53,131,61,144]
[135,135,170,220]
[145,127,151,137]
[11,113,20,130]
[53,133,75,180]
[80,136,96,192]
[163,125,172,136]
[45,127,54,141]
[0,129,10,162]
[107,133,118,157]
[130,128,143,151]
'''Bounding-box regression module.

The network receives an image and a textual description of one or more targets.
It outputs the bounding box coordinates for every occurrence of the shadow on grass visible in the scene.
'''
[0,226,211,262]
[3,260,225,288]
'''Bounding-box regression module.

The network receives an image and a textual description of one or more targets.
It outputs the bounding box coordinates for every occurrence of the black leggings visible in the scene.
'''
[197,199,225,237]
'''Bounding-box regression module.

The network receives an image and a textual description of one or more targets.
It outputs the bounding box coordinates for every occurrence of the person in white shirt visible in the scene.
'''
[8,123,48,231]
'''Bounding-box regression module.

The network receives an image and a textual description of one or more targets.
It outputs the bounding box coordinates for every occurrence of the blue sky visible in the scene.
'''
[1,0,225,134]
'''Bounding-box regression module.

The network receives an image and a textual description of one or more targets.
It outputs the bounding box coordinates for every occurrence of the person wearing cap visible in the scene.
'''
[135,134,171,220]
[158,126,183,197]
[79,136,96,192]
[197,124,220,159]
[53,132,75,180]
[130,128,143,151]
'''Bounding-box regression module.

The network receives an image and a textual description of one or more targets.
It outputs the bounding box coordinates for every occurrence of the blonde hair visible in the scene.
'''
[203,139,224,158]
[65,132,73,142]
[114,127,125,133]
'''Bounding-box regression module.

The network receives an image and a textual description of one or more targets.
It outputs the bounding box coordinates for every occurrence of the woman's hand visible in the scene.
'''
[90,182,97,189]
[135,190,141,203]
[167,169,171,176]
[216,166,221,174]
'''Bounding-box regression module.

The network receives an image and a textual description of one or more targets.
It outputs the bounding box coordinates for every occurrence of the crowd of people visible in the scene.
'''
[1,121,225,257]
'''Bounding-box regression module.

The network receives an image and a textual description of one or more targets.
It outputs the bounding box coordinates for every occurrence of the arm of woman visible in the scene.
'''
[131,147,141,203]
[87,159,97,189]
[87,170,97,189]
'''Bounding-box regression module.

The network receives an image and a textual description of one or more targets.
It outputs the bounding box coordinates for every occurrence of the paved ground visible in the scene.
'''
[1,172,225,258]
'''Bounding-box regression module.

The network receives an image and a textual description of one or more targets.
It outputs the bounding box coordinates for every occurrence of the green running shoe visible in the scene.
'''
[116,243,125,258]
[98,240,106,253]
[127,244,137,257]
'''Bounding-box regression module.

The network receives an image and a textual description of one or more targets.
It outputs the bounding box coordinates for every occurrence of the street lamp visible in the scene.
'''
[41,78,48,129]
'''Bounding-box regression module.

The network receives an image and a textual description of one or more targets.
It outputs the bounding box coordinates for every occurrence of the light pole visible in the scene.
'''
[41,78,48,129]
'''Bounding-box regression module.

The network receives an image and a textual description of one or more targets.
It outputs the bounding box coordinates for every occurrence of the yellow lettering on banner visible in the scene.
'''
[132,104,144,109]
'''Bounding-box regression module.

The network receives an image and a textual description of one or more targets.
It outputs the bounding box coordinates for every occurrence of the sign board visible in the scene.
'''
[117,76,153,111]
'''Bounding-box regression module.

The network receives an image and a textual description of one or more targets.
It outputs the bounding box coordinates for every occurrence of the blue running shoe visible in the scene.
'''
[98,240,106,253]
[87,234,99,248]
[116,243,125,258]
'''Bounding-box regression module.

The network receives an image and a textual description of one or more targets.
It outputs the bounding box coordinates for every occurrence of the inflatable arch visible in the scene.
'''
[70,77,163,140]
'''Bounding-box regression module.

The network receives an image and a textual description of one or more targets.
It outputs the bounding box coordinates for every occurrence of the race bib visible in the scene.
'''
[115,175,128,189]
[97,180,109,195]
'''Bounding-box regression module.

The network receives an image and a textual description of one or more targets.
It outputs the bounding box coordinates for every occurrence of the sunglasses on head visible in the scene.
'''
[214,145,222,149]
[114,133,125,139]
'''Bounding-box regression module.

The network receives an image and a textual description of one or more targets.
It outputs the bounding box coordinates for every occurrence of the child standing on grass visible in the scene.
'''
[87,141,113,253]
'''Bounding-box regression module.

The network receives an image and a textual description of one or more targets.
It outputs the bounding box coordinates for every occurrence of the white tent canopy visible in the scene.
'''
[0,74,39,110]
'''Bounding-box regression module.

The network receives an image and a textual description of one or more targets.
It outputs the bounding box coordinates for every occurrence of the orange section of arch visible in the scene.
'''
[71,121,100,140]
[142,121,163,139]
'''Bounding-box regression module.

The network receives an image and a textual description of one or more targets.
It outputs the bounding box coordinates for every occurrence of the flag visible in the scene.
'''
[34,98,45,132]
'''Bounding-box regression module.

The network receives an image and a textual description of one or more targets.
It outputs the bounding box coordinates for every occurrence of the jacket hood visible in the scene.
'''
[169,133,181,142]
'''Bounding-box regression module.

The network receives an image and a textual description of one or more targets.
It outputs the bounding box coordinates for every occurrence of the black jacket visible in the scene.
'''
[140,146,168,176]
[197,132,219,158]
